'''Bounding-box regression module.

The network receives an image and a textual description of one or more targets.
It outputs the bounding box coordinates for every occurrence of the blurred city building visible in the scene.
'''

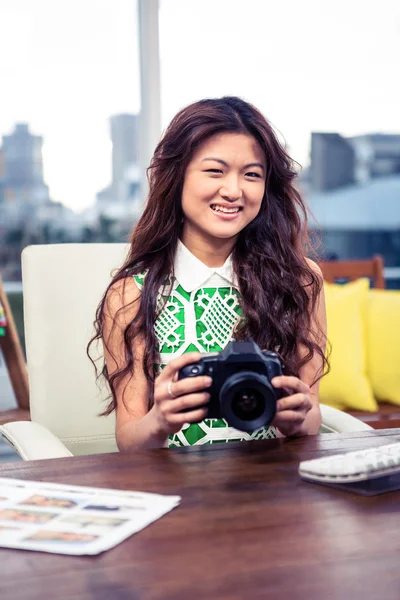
[309,131,400,192]
[0,124,51,225]
[0,115,143,282]
[111,114,138,185]
[0,124,83,280]
[305,131,400,287]
[94,113,142,233]
[350,134,400,183]
[310,133,355,191]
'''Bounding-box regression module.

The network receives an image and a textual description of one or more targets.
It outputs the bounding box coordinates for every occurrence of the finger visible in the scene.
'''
[272,376,310,394]
[273,410,307,425]
[276,393,312,413]
[158,353,202,381]
[169,375,212,398]
[168,407,209,425]
[166,392,210,414]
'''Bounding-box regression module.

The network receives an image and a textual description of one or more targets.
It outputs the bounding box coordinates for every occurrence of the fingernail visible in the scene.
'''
[204,377,213,387]
[271,377,281,386]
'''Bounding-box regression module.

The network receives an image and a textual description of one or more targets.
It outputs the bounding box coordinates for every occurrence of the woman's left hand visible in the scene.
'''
[271,375,313,437]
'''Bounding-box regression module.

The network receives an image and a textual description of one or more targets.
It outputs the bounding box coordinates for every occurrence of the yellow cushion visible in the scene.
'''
[366,290,400,406]
[319,278,377,411]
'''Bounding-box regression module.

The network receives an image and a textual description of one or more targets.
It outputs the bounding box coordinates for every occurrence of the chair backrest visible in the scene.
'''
[22,243,129,455]
[318,255,385,289]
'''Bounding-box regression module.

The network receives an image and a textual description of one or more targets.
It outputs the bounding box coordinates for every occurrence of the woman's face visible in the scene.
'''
[181,132,266,245]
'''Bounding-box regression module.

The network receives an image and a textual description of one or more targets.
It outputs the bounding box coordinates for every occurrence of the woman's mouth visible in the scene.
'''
[210,204,242,214]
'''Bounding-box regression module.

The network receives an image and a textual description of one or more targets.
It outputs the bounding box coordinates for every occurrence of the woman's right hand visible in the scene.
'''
[150,352,212,438]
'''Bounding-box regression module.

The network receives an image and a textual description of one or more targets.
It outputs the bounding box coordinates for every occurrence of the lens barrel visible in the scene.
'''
[219,371,277,432]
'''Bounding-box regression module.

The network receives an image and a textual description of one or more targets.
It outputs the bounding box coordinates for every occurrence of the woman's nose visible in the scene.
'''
[219,176,242,201]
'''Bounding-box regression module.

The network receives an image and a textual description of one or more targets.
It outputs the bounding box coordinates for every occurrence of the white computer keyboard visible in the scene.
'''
[299,441,400,483]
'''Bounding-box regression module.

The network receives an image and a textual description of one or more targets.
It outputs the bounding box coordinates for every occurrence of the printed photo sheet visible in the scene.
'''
[0,477,181,555]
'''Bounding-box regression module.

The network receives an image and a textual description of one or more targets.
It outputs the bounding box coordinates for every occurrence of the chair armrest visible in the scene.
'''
[319,404,374,434]
[0,422,73,460]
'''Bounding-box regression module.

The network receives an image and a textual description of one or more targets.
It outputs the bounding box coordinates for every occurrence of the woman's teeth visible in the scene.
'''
[210,205,241,213]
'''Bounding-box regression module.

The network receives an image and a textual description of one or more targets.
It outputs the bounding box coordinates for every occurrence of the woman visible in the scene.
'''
[90,96,328,451]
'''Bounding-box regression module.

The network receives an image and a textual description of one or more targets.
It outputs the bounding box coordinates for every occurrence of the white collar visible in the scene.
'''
[173,240,237,292]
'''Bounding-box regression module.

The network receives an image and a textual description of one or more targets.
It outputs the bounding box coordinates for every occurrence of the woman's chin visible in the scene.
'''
[205,226,241,241]
[183,218,244,242]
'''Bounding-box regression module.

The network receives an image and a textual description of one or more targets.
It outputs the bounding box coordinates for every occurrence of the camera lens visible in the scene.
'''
[219,371,277,432]
[231,389,265,421]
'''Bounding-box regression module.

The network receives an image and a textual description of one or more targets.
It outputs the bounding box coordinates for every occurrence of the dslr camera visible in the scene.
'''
[178,340,283,432]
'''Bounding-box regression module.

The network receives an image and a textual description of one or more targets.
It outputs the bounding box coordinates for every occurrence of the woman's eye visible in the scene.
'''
[204,169,223,174]
[246,172,262,179]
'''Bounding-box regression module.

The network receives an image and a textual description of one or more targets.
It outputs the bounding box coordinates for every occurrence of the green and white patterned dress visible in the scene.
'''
[134,241,277,447]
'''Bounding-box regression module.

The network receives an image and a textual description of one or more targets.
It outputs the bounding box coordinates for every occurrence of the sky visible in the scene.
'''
[0,0,399,212]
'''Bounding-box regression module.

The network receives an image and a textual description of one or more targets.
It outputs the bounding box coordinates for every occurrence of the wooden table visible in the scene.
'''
[1,429,400,600]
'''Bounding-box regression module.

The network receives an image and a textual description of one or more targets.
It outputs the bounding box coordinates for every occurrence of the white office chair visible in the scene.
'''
[0,244,372,461]
[319,404,372,434]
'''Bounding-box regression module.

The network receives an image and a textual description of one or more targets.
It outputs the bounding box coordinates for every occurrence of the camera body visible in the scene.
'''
[178,340,283,432]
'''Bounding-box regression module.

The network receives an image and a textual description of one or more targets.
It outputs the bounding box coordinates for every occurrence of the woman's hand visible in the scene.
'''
[271,375,313,437]
[150,352,212,439]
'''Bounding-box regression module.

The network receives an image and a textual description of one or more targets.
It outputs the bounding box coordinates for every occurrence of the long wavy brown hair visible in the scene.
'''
[89,96,328,416]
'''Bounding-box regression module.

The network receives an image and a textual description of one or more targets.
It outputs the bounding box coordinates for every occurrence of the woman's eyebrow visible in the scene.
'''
[244,162,265,171]
[201,157,264,171]
[201,157,229,167]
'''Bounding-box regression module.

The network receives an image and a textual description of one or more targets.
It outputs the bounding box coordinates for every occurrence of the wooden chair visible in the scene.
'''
[0,275,30,425]
[318,255,385,289]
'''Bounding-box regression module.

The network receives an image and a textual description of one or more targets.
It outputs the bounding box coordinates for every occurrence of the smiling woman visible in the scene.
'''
[181,133,265,251]
[88,96,329,452]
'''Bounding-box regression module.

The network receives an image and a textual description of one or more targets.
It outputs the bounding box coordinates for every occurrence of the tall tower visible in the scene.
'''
[110,114,138,188]
[2,124,44,186]
[1,123,50,207]
[96,113,141,216]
